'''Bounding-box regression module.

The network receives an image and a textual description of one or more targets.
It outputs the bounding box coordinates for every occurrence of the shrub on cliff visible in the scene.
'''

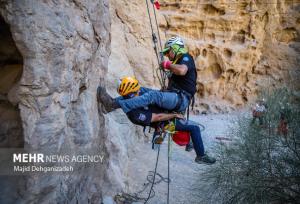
[201,88,300,203]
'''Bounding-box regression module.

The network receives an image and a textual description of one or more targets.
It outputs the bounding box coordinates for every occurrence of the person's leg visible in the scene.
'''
[175,119,204,156]
[139,87,157,94]
[117,90,179,113]
[185,140,194,152]
[97,86,121,113]
[177,94,190,113]
[175,119,216,164]
[97,86,172,113]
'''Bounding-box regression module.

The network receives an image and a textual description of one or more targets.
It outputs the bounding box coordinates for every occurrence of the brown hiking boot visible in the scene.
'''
[97,86,120,113]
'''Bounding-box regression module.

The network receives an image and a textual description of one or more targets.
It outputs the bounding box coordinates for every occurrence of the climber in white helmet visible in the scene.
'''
[97,36,197,117]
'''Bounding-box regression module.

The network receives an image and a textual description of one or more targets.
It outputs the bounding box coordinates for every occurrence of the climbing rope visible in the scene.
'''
[197,122,206,132]
[145,0,160,65]
[115,119,205,203]
[145,0,168,90]
[167,132,171,204]
[145,143,161,203]
[190,121,205,132]
[123,2,206,203]
[114,143,170,204]
[151,0,163,52]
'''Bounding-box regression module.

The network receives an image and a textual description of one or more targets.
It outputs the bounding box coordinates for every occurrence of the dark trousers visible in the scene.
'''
[175,119,205,157]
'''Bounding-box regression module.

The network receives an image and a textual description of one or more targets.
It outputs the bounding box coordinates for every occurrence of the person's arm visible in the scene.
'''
[169,64,188,76]
[161,61,188,76]
[151,112,184,122]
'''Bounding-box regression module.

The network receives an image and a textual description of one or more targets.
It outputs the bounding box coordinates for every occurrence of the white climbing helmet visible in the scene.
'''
[162,36,184,54]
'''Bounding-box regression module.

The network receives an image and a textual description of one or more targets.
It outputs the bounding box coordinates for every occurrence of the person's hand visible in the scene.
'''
[161,60,171,70]
[174,113,185,119]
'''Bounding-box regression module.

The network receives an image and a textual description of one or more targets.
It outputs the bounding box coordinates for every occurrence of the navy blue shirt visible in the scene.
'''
[126,106,163,127]
[169,53,197,96]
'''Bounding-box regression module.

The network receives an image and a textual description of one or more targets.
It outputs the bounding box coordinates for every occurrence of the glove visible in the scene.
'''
[154,0,160,9]
[161,60,171,69]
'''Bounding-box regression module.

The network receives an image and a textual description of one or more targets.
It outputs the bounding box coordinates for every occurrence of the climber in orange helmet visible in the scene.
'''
[105,76,216,165]
[97,36,197,116]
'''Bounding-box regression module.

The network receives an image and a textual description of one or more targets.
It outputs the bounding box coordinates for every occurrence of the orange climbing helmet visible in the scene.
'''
[117,76,140,96]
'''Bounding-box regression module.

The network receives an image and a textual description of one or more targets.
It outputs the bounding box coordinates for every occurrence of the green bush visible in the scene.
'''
[201,88,300,203]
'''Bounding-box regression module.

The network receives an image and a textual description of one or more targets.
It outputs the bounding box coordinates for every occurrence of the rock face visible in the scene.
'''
[109,0,300,113]
[0,0,112,203]
[0,15,23,148]
[108,0,161,89]
[159,0,300,112]
[106,0,300,198]
[0,0,299,203]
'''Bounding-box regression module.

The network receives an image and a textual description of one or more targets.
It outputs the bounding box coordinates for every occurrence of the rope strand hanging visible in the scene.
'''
[145,0,160,65]
[145,0,168,90]
[151,0,163,52]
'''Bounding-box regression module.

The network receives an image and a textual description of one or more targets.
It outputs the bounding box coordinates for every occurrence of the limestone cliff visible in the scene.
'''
[0,0,111,203]
[0,0,299,203]
[109,0,300,113]
[160,0,300,112]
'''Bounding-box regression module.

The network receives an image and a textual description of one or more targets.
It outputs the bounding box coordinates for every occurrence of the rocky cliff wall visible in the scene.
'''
[160,0,300,112]
[0,15,24,148]
[0,0,112,203]
[0,0,299,203]
[109,0,300,113]
[104,0,300,198]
